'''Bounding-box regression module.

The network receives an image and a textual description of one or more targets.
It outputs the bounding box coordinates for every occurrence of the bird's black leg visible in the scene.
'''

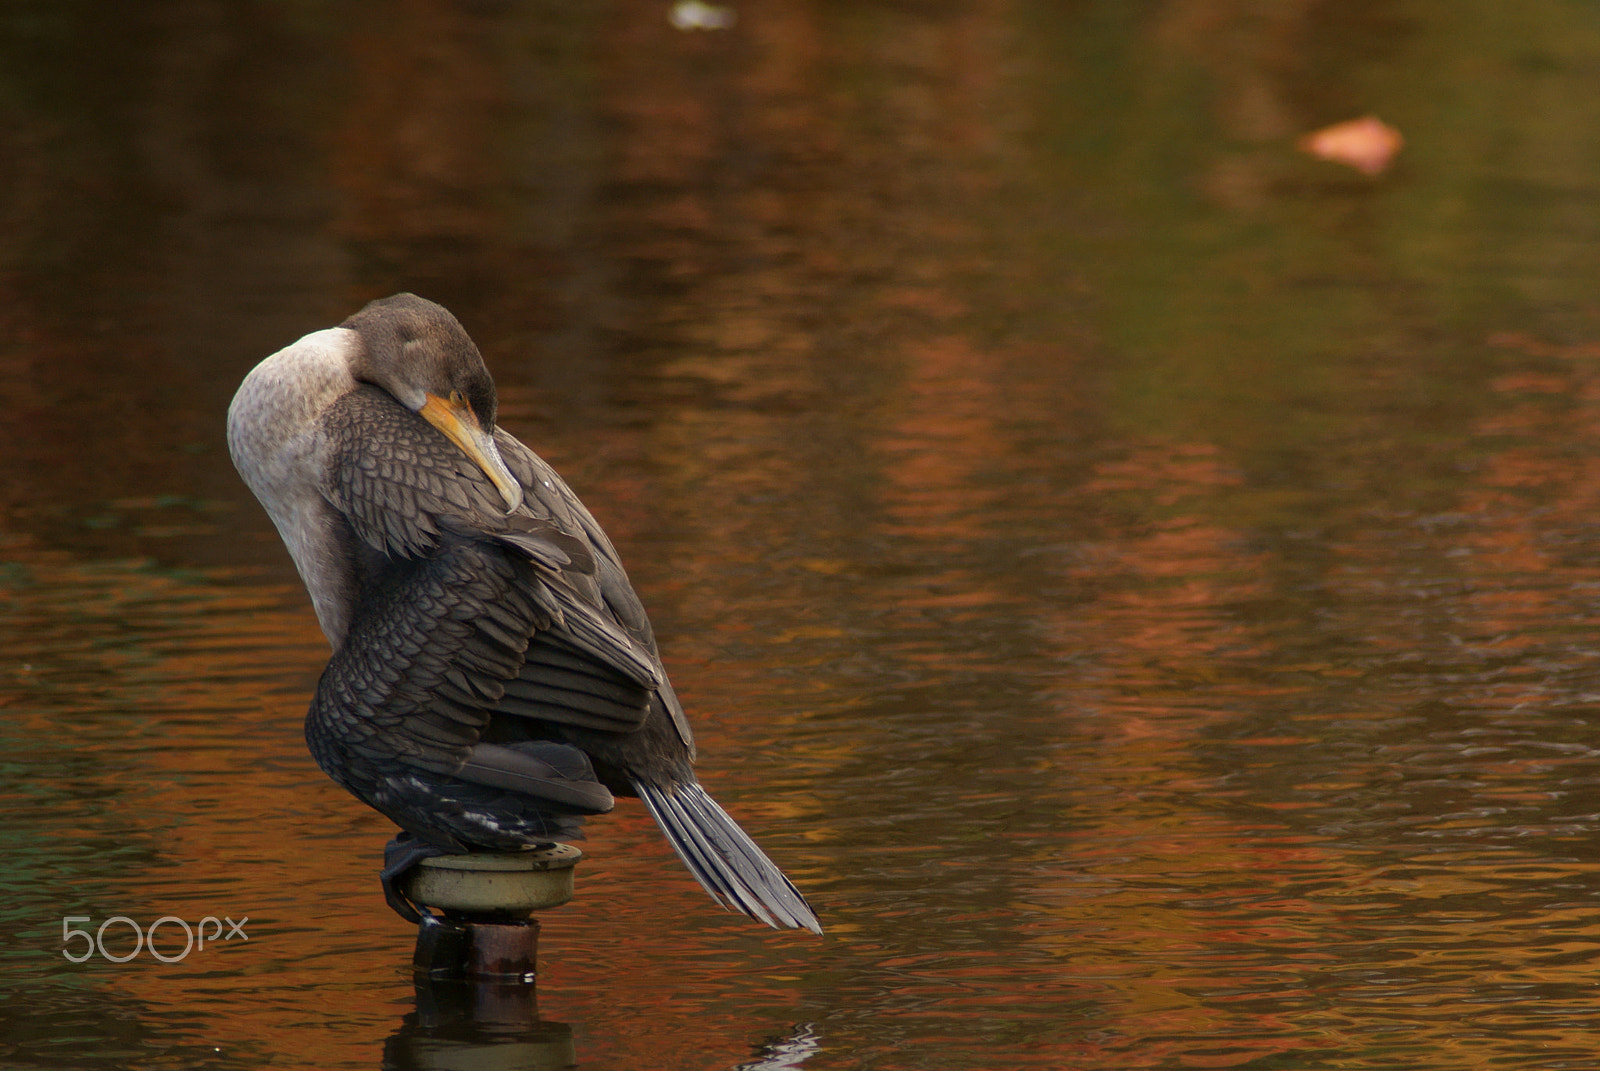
[380,832,448,922]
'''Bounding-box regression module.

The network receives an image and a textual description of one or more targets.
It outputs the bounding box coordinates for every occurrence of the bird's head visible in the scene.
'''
[343,293,524,514]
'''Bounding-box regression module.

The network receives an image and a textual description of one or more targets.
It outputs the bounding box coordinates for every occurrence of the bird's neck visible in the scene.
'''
[227,327,364,647]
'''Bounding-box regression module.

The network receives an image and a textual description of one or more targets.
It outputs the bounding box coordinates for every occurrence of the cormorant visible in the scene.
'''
[227,293,820,933]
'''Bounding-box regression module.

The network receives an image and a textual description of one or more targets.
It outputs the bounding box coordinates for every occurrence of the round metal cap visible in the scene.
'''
[404,844,583,916]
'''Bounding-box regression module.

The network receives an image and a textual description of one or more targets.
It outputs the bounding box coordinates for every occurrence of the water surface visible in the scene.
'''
[6,2,1600,1068]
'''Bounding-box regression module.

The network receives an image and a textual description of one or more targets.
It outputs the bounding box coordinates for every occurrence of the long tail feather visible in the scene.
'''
[635,779,822,934]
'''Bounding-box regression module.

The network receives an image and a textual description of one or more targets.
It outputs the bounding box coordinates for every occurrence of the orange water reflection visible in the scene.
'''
[9,0,1600,1068]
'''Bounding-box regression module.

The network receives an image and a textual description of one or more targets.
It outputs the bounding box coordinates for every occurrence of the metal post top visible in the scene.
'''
[414,844,583,874]
[405,845,583,915]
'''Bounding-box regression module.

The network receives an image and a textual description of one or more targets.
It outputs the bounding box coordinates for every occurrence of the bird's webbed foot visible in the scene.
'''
[380,832,449,923]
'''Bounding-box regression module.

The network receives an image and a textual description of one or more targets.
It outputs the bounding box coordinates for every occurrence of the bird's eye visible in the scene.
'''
[448,390,465,407]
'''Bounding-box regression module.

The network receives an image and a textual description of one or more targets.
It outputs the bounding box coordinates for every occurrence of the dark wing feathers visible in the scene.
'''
[308,389,663,795]
[493,518,593,572]
[514,654,651,707]
[310,540,517,775]
[499,648,652,734]
[529,581,662,690]
[321,386,506,558]
[495,431,695,754]
[457,742,615,811]
[312,528,659,778]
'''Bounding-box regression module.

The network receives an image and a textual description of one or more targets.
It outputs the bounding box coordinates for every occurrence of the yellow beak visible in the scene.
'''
[417,392,524,514]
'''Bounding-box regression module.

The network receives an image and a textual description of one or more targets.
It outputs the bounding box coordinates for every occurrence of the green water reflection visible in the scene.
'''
[5,1,1600,1069]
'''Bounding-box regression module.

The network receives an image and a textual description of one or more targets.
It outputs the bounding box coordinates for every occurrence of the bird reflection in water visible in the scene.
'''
[735,1023,824,1070]
[384,984,821,1071]
[384,975,574,1070]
